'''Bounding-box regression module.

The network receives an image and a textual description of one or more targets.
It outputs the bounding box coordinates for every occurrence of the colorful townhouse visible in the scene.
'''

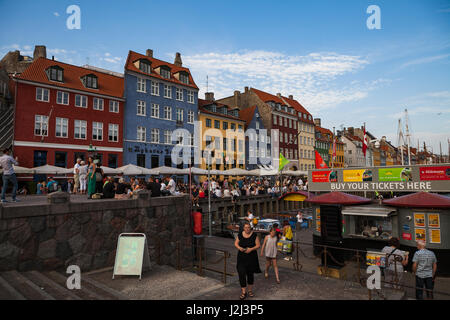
[198,93,246,173]
[239,105,273,170]
[123,50,198,171]
[12,57,125,168]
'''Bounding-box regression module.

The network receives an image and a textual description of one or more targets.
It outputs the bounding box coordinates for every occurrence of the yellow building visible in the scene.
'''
[198,94,246,174]
[330,140,345,168]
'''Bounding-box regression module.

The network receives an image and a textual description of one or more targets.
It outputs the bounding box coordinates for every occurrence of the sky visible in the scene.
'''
[1,0,450,155]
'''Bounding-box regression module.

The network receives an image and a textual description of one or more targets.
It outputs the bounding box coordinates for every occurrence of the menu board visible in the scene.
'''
[430,229,441,244]
[414,213,425,227]
[113,233,151,279]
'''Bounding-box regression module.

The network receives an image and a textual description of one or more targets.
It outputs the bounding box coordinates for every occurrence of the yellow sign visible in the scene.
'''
[428,214,440,228]
[343,169,365,182]
[415,228,426,242]
[430,229,441,244]
[414,213,425,227]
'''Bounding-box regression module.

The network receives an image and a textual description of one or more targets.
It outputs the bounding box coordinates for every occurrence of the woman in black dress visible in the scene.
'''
[234,221,261,299]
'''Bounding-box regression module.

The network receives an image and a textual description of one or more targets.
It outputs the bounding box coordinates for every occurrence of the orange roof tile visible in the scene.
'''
[281,95,314,124]
[17,57,124,98]
[238,105,257,128]
[125,50,198,90]
[198,99,244,122]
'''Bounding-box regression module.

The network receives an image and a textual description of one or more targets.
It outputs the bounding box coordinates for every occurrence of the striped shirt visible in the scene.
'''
[412,249,437,279]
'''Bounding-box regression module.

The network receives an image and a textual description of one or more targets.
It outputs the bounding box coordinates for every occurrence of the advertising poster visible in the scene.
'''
[312,170,338,182]
[315,208,320,219]
[415,228,426,242]
[414,213,425,227]
[430,229,441,244]
[428,213,440,228]
[379,167,412,182]
[419,166,450,181]
[343,169,373,182]
[316,219,321,232]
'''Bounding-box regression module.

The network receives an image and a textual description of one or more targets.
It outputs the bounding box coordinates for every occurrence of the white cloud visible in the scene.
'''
[105,52,111,57]
[182,50,371,112]
[400,54,450,68]
[102,56,122,64]
[53,12,60,17]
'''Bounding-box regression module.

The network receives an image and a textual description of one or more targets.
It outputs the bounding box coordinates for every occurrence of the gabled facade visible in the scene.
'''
[123,50,199,172]
[12,57,125,169]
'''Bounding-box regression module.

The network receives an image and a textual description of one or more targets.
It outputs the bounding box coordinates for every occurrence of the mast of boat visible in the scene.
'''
[405,109,411,166]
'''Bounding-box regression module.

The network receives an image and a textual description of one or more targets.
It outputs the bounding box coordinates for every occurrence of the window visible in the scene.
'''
[273,114,277,125]
[151,104,160,118]
[151,128,159,143]
[284,118,287,127]
[176,88,183,101]
[164,130,172,144]
[289,119,292,128]
[36,88,49,102]
[137,100,146,116]
[215,137,220,150]
[137,77,146,92]
[280,131,283,143]
[206,118,212,128]
[206,136,212,149]
[55,151,67,168]
[108,154,118,168]
[164,106,172,120]
[83,75,98,89]
[164,84,172,98]
[223,138,227,151]
[179,73,189,84]
[160,67,170,79]
[137,126,146,142]
[92,122,103,141]
[108,124,119,142]
[238,140,243,152]
[176,108,183,121]
[223,122,228,130]
[109,100,119,113]
[294,150,298,159]
[34,115,48,136]
[231,123,236,131]
[187,90,194,103]
[48,66,63,82]
[238,125,243,132]
[187,110,194,124]
[93,98,104,110]
[285,132,288,143]
[151,81,159,96]
[75,95,87,108]
[214,120,220,129]
[57,91,69,105]
[74,120,87,139]
[55,117,68,138]
[139,60,151,73]
[137,154,146,168]
[256,121,260,130]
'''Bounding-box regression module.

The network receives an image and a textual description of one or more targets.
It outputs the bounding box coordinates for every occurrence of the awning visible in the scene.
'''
[342,206,396,217]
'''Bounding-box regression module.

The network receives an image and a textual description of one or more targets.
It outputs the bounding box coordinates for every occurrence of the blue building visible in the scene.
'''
[123,50,198,175]
[239,105,273,170]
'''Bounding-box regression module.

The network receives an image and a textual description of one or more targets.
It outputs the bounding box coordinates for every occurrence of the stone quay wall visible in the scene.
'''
[0,191,193,272]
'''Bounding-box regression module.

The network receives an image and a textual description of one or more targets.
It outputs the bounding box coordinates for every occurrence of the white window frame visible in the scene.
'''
[176,108,183,122]
[36,87,49,102]
[164,106,172,120]
[108,123,119,142]
[187,90,194,104]
[187,110,194,124]
[34,115,48,136]
[109,100,119,113]
[137,77,146,93]
[93,97,104,111]
[151,128,160,143]
[75,94,88,108]
[151,81,160,96]
[74,120,87,140]
[273,114,277,125]
[164,130,172,144]
[137,126,146,142]
[55,117,68,138]
[151,103,160,118]
[164,84,172,98]
[92,122,103,141]
[56,91,69,105]
[176,88,183,101]
[137,100,146,116]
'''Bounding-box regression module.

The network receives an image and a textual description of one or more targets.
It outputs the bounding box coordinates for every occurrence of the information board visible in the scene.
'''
[113,233,151,280]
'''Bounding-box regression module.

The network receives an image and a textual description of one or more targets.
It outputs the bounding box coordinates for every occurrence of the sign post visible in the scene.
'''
[112,233,151,280]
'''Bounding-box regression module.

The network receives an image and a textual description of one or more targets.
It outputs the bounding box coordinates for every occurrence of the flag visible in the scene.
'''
[363,125,368,157]
[279,153,290,171]
[332,137,336,160]
[315,150,329,169]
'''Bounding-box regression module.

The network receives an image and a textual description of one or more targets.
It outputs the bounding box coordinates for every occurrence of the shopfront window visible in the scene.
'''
[354,216,392,240]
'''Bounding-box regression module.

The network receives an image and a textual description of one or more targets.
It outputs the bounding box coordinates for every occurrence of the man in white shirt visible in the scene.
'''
[214,187,222,198]
[73,158,81,194]
[298,178,303,187]
[0,148,20,203]
[167,176,176,195]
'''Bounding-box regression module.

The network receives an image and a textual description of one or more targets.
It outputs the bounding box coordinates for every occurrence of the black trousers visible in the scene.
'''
[416,276,434,300]
[238,267,254,288]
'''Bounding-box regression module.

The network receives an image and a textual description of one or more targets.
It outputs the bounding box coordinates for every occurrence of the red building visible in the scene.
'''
[12,57,124,169]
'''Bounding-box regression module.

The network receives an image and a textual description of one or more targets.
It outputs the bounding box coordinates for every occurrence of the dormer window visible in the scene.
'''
[210,104,216,113]
[160,66,171,79]
[139,59,151,74]
[47,66,64,82]
[179,72,189,84]
[82,74,98,89]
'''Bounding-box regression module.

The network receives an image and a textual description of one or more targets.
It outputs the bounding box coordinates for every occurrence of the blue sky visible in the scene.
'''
[1,0,450,154]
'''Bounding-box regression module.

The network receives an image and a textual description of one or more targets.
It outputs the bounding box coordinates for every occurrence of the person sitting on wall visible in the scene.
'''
[114,178,130,199]
[102,176,115,199]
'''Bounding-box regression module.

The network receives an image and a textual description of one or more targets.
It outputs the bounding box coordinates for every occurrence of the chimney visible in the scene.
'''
[314,118,321,127]
[205,92,215,101]
[244,86,249,93]
[276,93,281,98]
[348,127,354,136]
[146,49,153,58]
[33,45,47,60]
[52,56,54,61]
[289,94,293,100]
[174,52,182,67]
[234,90,240,107]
